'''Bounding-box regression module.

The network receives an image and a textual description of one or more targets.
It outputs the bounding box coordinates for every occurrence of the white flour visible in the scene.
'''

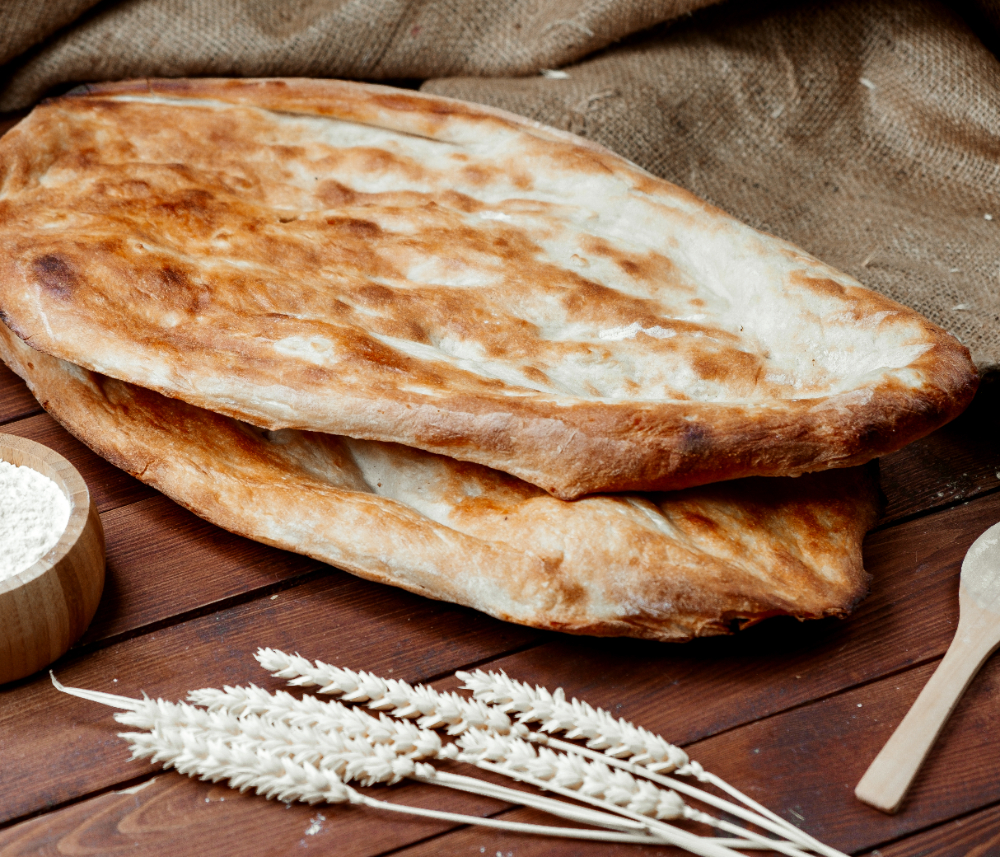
[0,460,71,580]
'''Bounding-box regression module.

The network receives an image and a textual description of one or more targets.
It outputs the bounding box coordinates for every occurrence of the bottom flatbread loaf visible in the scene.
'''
[0,323,879,641]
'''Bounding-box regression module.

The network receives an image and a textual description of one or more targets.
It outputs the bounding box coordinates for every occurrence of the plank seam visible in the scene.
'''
[0,772,157,835]
[73,568,330,652]
[873,484,1000,533]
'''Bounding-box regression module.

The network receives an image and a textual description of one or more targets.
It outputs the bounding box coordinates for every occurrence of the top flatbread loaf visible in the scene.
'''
[0,78,977,499]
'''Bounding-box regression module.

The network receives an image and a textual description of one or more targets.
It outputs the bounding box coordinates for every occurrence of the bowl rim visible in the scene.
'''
[0,432,92,594]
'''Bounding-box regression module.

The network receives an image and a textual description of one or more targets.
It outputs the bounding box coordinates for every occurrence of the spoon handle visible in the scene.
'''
[855,593,1000,814]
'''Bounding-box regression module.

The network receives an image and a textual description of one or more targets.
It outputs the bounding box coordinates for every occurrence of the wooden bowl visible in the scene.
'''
[0,433,105,684]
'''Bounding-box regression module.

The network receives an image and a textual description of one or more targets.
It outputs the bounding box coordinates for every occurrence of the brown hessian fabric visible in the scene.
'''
[0,0,997,370]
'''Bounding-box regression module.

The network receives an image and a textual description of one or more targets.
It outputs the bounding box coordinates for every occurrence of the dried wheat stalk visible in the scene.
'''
[51,649,843,857]
[260,648,835,856]
[52,674,678,846]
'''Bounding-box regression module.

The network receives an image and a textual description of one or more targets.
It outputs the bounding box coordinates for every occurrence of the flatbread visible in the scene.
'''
[0,78,975,499]
[0,321,879,641]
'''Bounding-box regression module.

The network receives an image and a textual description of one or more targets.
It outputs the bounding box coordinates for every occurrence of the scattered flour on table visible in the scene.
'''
[0,460,70,579]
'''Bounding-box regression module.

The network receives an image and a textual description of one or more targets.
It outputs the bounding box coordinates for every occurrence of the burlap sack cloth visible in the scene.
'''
[1,0,997,371]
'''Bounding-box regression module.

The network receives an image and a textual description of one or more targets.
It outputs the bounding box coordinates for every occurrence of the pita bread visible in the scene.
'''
[0,78,975,499]
[0,321,878,641]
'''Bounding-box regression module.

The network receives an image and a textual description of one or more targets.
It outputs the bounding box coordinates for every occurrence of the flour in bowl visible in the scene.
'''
[0,460,71,579]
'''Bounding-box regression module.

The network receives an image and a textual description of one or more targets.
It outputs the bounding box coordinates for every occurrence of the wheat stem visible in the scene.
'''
[51,672,147,710]
[684,808,812,857]
[693,770,844,857]
[349,795,667,845]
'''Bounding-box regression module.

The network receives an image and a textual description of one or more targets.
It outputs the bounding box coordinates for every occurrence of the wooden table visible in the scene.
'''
[1,359,999,857]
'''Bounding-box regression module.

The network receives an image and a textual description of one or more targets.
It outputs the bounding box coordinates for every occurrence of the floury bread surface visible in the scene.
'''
[0,78,977,499]
[0,322,878,641]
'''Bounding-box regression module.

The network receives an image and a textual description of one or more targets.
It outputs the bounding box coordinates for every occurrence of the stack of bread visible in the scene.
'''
[0,79,978,640]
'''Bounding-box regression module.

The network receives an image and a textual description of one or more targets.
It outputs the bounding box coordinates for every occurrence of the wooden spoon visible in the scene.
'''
[855,520,1000,814]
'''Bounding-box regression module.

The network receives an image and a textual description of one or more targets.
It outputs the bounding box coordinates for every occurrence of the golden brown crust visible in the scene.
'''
[0,78,978,498]
[0,320,879,641]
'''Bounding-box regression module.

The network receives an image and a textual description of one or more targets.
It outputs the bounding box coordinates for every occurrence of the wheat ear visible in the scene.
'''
[256,648,512,735]
[189,684,441,748]
[458,668,688,770]
[459,668,843,857]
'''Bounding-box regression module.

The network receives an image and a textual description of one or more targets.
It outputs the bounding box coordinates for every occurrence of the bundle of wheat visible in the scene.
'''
[52,647,845,857]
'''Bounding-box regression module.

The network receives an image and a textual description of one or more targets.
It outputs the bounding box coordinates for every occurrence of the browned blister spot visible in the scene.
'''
[31,254,78,299]
[692,347,764,393]
[351,283,395,307]
[315,180,356,207]
[509,171,533,191]
[801,277,850,300]
[438,189,482,213]
[460,165,495,187]
[340,332,416,375]
[357,147,428,182]
[325,217,381,239]
[521,366,550,387]
[580,235,683,286]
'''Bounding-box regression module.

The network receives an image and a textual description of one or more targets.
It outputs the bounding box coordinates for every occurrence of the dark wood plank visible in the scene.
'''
[391,806,683,857]
[422,488,1000,754]
[1,412,154,512]
[0,576,541,827]
[0,363,41,425]
[861,802,1000,856]
[81,494,326,644]
[674,652,1000,855]
[0,775,505,857]
[878,372,1000,526]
